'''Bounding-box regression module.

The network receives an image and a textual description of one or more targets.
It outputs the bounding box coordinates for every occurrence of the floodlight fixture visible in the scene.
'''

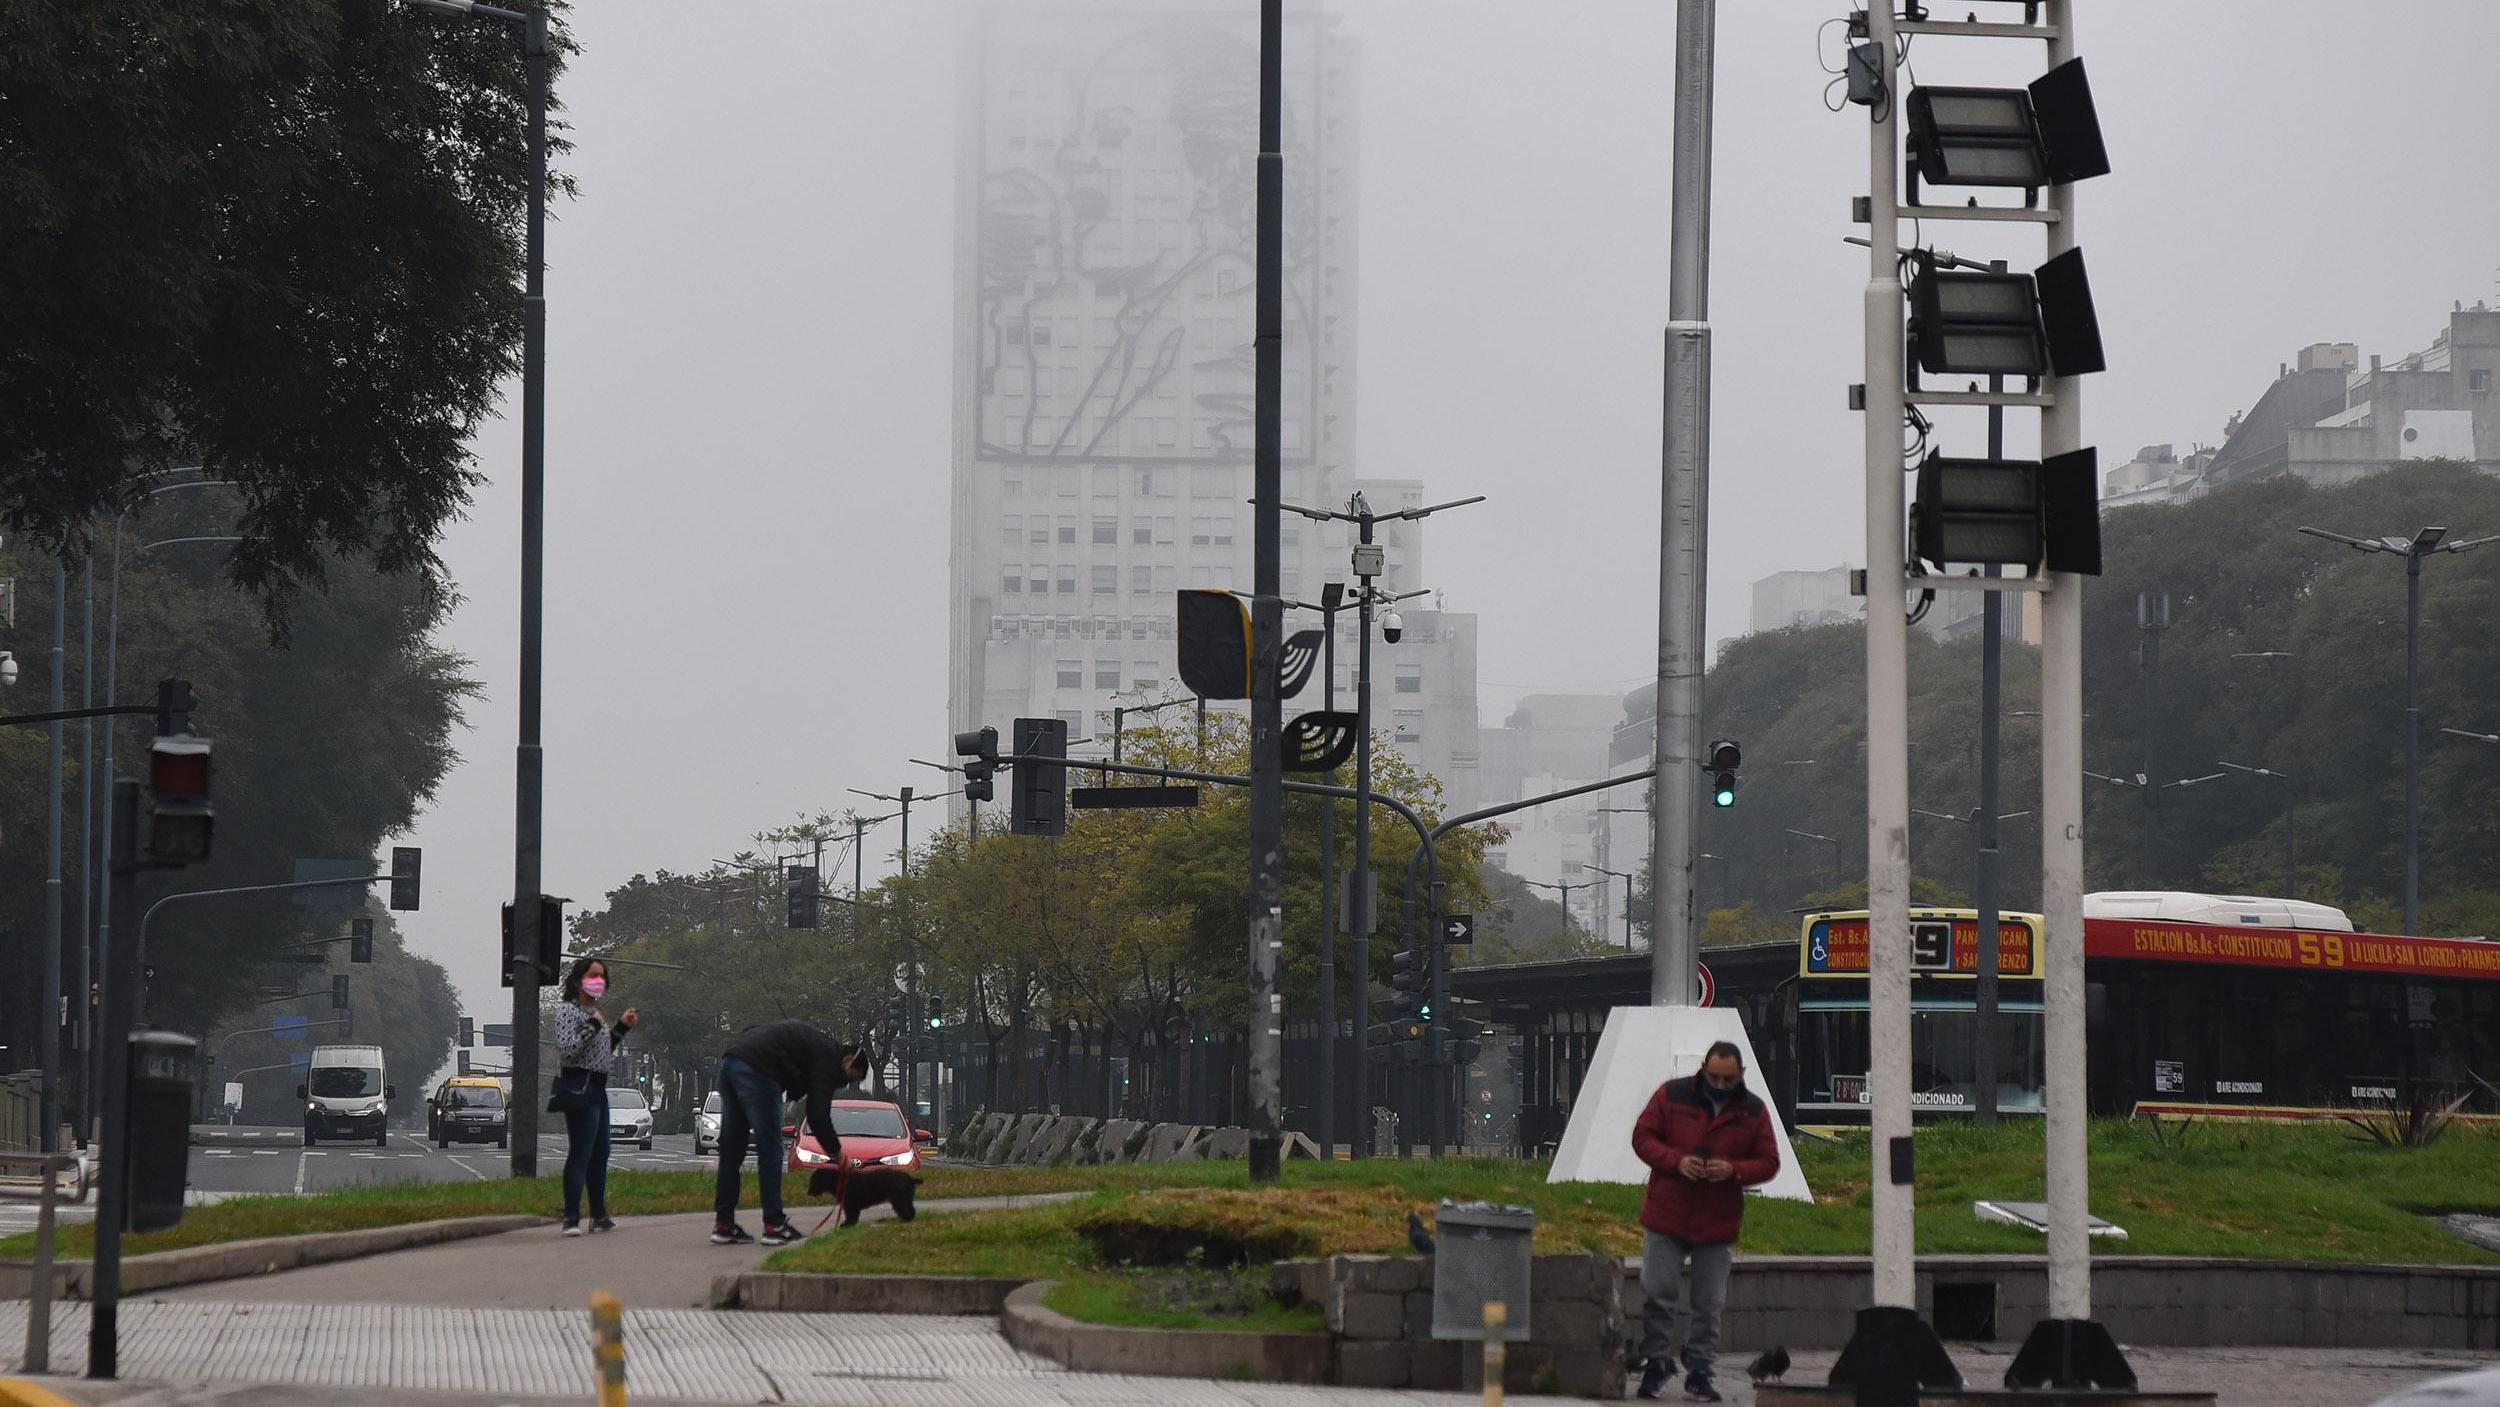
[1910,448,2101,575]
[1909,248,2104,381]
[1906,58,2109,201]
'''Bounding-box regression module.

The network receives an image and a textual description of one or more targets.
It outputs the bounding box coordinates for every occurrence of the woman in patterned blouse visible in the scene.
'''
[552,956,637,1235]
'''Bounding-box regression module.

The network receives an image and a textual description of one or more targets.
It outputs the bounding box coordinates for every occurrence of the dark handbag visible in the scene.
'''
[547,1070,592,1114]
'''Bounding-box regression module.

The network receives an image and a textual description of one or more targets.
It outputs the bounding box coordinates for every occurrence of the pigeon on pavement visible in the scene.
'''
[1407,1209,1436,1256]
[1747,1346,1791,1384]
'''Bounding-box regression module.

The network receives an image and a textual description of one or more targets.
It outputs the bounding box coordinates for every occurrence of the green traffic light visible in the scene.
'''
[1714,787,1735,807]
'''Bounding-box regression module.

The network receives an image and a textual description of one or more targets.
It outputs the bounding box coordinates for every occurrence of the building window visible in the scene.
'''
[1155,516,1177,544]
[1057,516,1077,544]
[1133,522,1154,546]
[1003,473,1025,497]
[1030,520,1050,545]
[1029,570,1048,595]
[1095,661,1122,690]
[1092,565,1118,594]
[1154,565,1176,594]
[1003,570,1023,594]
[1133,661,1159,692]
[1057,566,1077,594]
[2473,369,2493,395]
[1002,515,1023,546]
[1393,710,1424,743]
[1135,467,1160,497]
[1189,566,1212,588]
[1395,664,1423,694]
[1056,467,1079,496]
[1282,566,1302,597]
[1057,709,1085,733]
[1092,466,1119,497]
[1212,516,1235,547]
[1093,516,1118,545]
[1190,516,1213,546]
[1132,565,1153,596]
[1056,660,1083,689]
[1192,466,1230,498]
[1282,525,1300,549]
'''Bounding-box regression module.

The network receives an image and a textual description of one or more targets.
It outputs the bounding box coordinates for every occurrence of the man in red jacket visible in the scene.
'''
[1629,1040,1782,1402]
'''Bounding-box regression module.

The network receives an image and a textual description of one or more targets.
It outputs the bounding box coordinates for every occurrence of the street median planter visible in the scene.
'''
[1003,1281,1333,1383]
[0,1214,545,1301]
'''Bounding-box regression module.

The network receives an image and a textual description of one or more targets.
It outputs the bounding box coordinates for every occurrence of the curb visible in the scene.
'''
[1001,1281,1333,1383]
[714,1272,1027,1315]
[0,1380,87,1407]
[0,1214,546,1301]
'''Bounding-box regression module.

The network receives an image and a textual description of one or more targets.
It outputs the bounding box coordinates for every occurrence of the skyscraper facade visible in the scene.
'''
[946,2,1364,777]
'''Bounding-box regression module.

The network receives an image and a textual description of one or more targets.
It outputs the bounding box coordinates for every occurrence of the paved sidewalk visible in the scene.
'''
[1758,1343,2500,1407]
[152,1197,1082,1312]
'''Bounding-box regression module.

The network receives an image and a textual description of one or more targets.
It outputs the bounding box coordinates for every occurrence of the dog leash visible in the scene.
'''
[806,1165,852,1234]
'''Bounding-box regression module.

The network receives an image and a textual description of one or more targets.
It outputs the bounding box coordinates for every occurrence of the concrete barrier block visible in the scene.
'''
[1340,1291,1404,1340]
[2404,1273,2466,1316]
[1403,1289,1434,1339]
[1408,1338,1462,1389]
[1336,1339,1408,1388]
[1369,1256,1424,1295]
[1530,1298,1611,1346]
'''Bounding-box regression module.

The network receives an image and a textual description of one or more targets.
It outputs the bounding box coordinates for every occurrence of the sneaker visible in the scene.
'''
[1636,1360,1670,1400]
[589,1217,616,1234]
[759,1220,804,1247]
[561,1221,584,1238]
[710,1221,754,1245]
[1682,1372,1721,1403]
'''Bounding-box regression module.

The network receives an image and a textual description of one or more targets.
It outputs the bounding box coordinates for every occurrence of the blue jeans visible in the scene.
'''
[560,1070,611,1225]
[712,1056,787,1227]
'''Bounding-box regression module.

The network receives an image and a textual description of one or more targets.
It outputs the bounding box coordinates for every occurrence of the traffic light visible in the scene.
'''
[886,995,907,1028]
[786,864,820,930]
[332,974,350,1010]
[926,995,945,1030]
[1010,716,1068,837]
[956,727,998,804]
[499,897,565,987]
[458,1015,475,1047]
[154,676,196,736]
[457,1050,472,1076]
[1444,1016,1489,1066]
[350,917,374,964]
[1707,739,1741,808]
[389,846,422,911]
[1389,947,1426,994]
[143,732,214,866]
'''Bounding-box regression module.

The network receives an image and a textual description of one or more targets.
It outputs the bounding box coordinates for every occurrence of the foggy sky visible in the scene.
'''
[399,2,2500,1026]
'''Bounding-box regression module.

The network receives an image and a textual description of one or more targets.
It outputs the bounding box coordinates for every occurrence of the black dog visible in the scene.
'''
[807,1166,921,1227]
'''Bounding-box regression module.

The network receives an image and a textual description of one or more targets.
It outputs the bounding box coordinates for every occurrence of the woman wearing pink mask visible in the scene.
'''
[551,956,637,1235]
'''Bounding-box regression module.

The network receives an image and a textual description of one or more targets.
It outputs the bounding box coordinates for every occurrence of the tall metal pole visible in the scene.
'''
[1243,0,1286,1184]
[1860,0,1915,1311]
[1317,606,1339,1160]
[2403,550,2422,935]
[2038,0,2094,1328]
[1351,543,1376,1158]
[40,562,65,1154]
[93,526,124,1137]
[901,786,917,1116]
[77,555,95,1129]
[1647,0,1714,1008]
[1975,353,2005,1123]
[86,779,139,1379]
[507,6,550,1178]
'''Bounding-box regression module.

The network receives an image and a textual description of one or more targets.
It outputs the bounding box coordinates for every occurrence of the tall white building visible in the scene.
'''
[946,1,1366,777]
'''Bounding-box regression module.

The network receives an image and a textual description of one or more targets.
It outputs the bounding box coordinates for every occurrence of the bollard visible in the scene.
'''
[1481,1300,1506,1407]
[589,1290,626,1407]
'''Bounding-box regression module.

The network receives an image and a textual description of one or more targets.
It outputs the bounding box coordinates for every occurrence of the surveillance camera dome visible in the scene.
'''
[1381,610,1404,644]
[0,651,16,686]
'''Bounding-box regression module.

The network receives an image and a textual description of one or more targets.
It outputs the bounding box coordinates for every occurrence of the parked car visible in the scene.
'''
[607,1086,654,1150]
[428,1076,509,1149]
[784,1099,934,1176]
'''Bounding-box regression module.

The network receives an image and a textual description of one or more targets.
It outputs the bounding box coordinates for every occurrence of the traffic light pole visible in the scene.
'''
[1245,0,1286,1185]
[86,779,139,1379]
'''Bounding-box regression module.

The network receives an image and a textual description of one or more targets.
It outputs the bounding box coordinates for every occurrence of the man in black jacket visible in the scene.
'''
[709,1020,867,1246]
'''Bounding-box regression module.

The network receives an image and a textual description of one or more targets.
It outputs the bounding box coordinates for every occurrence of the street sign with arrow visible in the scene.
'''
[1441,912,1475,946]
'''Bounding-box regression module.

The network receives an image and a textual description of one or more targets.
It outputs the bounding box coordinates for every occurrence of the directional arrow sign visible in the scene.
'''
[1441,912,1475,946]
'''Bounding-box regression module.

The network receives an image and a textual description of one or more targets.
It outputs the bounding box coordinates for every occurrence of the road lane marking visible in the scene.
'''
[444,1155,489,1182]
[292,1151,308,1196]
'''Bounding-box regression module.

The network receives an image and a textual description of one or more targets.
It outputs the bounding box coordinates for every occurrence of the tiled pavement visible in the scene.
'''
[0,1300,1589,1407]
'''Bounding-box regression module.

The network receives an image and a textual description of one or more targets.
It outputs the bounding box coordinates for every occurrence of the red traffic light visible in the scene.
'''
[145,735,214,865]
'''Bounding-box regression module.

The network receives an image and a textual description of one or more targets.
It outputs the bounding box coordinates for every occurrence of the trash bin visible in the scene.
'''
[1430,1198,1535,1340]
[126,1029,197,1233]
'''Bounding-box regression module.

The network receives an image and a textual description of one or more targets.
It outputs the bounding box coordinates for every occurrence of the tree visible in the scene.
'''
[212,903,458,1126]
[1,1,575,628]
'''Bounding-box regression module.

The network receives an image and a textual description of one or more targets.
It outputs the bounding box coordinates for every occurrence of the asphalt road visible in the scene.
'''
[184,1125,721,1197]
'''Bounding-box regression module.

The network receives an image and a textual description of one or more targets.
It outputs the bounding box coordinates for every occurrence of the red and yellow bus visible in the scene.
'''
[1792,892,2500,1122]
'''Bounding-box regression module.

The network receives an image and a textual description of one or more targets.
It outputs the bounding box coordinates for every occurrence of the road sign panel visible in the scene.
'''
[1441,912,1475,946]
[288,1051,310,1070]
[1071,785,1201,810]
[291,858,370,909]
[483,1023,513,1048]
[272,1013,309,1043]
[1697,961,1716,1009]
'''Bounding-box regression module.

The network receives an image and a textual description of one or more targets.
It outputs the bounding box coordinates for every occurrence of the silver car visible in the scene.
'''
[693,1089,763,1161]
[607,1087,654,1150]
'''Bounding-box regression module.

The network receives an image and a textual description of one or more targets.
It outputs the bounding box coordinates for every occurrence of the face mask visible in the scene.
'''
[582,976,607,1000]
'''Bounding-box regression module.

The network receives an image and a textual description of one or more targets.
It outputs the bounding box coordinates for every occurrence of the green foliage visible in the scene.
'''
[1,0,575,627]
[0,515,474,1078]
[1473,865,1620,963]
[1684,462,2500,934]
[216,903,459,1126]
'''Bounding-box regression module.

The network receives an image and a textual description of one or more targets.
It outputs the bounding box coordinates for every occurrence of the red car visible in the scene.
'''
[784,1098,935,1176]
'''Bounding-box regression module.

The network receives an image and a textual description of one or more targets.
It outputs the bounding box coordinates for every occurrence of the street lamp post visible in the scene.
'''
[1273,585,1353,1157]
[1783,828,1842,881]
[1278,494,1477,1158]
[407,0,552,1178]
[851,783,929,1113]
[2296,524,2497,933]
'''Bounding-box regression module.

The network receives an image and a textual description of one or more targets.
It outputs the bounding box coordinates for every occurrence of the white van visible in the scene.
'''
[300,1043,392,1147]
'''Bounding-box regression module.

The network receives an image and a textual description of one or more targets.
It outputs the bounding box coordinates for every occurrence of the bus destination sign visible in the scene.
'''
[1804,914,2040,978]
